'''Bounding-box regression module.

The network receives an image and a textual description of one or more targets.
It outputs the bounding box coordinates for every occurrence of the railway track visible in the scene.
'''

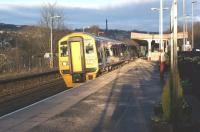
[0,79,65,116]
[0,59,136,117]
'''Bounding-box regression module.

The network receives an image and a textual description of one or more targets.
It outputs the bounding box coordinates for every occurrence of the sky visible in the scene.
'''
[0,0,199,32]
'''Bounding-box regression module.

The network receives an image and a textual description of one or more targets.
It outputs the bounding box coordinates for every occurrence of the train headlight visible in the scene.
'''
[86,59,95,64]
[62,62,68,66]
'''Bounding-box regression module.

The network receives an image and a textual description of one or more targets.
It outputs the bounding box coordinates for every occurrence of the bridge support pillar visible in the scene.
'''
[147,39,152,61]
[164,40,169,53]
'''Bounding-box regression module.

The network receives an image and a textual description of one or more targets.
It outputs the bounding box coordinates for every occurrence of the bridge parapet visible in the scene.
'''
[131,32,188,40]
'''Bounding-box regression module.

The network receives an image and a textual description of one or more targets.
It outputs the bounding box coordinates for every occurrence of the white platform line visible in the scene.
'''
[0,85,78,120]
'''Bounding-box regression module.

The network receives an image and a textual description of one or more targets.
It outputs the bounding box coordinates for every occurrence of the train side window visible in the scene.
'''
[60,46,68,57]
[97,48,102,63]
[111,47,117,56]
[105,48,110,57]
[86,45,94,54]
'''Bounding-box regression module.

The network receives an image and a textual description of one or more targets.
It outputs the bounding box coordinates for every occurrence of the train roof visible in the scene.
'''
[66,32,133,46]
[80,32,125,45]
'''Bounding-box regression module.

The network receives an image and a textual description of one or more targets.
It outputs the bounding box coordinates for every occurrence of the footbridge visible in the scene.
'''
[131,32,188,61]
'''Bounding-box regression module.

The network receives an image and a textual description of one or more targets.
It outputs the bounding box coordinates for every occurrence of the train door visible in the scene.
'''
[71,41,83,72]
[69,37,86,81]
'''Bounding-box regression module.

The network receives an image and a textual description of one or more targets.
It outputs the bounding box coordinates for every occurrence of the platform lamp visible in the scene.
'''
[151,1,169,52]
[192,0,197,49]
[50,15,61,68]
[182,0,186,51]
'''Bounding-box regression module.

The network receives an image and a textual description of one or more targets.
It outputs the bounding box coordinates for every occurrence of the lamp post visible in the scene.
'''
[192,0,197,49]
[181,15,190,47]
[160,0,163,51]
[82,26,90,32]
[185,15,190,44]
[151,5,169,52]
[183,0,186,51]
[50,15,61,68]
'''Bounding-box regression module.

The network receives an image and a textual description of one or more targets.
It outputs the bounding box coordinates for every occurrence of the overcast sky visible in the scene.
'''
[0,0,199,31]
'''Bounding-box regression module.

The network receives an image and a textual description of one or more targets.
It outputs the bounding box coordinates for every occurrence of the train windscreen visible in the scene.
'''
[60,42,68,57]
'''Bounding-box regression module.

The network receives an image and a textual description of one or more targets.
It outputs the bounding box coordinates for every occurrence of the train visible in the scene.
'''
[58,32,137,87]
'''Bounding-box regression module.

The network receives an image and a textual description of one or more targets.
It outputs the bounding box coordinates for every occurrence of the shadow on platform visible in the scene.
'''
[92,63,162,132]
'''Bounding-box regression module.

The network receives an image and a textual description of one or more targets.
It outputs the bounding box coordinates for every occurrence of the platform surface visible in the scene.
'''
[0,59,162,132]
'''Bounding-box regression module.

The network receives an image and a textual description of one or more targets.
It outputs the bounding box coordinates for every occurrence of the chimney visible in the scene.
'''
[106,19,108,33]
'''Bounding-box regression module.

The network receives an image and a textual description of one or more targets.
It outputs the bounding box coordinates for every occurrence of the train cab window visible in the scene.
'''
[60,46,68,57]
[86,44,94,54]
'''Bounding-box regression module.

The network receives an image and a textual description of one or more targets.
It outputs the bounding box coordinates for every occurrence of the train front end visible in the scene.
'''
[58,32,99,87]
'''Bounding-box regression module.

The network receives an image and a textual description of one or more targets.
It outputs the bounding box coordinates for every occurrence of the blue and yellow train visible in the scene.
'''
[58,32,136,87]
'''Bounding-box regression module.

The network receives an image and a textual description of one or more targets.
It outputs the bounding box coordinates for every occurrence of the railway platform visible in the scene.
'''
[0,59,162,132]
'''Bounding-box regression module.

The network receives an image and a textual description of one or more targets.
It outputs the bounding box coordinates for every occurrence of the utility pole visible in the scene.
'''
[185,15,189,44]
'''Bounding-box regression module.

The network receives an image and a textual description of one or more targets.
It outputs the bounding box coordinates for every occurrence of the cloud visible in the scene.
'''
[0,5,17,12]
[195,16,200,22]
[0,0,158,10]
[0,4,39,19]
[62,1,167,31]
[0,0,174,31]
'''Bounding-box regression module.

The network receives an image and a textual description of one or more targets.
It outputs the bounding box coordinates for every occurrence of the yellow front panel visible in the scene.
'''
[71,41,82,72]
[62,74,73,88]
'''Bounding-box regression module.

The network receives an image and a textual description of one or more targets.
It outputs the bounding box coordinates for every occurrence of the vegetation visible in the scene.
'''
[153,51,200,128]
[0,2,69,75]
[178,52,200,98]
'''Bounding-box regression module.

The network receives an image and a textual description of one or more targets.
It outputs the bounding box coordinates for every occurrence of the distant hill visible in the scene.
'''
[0,23,27,30]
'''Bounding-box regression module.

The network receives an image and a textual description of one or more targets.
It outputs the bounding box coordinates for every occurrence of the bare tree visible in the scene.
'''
[38,2,66,51]
[86,25,101,35]
[39,2,65,29]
